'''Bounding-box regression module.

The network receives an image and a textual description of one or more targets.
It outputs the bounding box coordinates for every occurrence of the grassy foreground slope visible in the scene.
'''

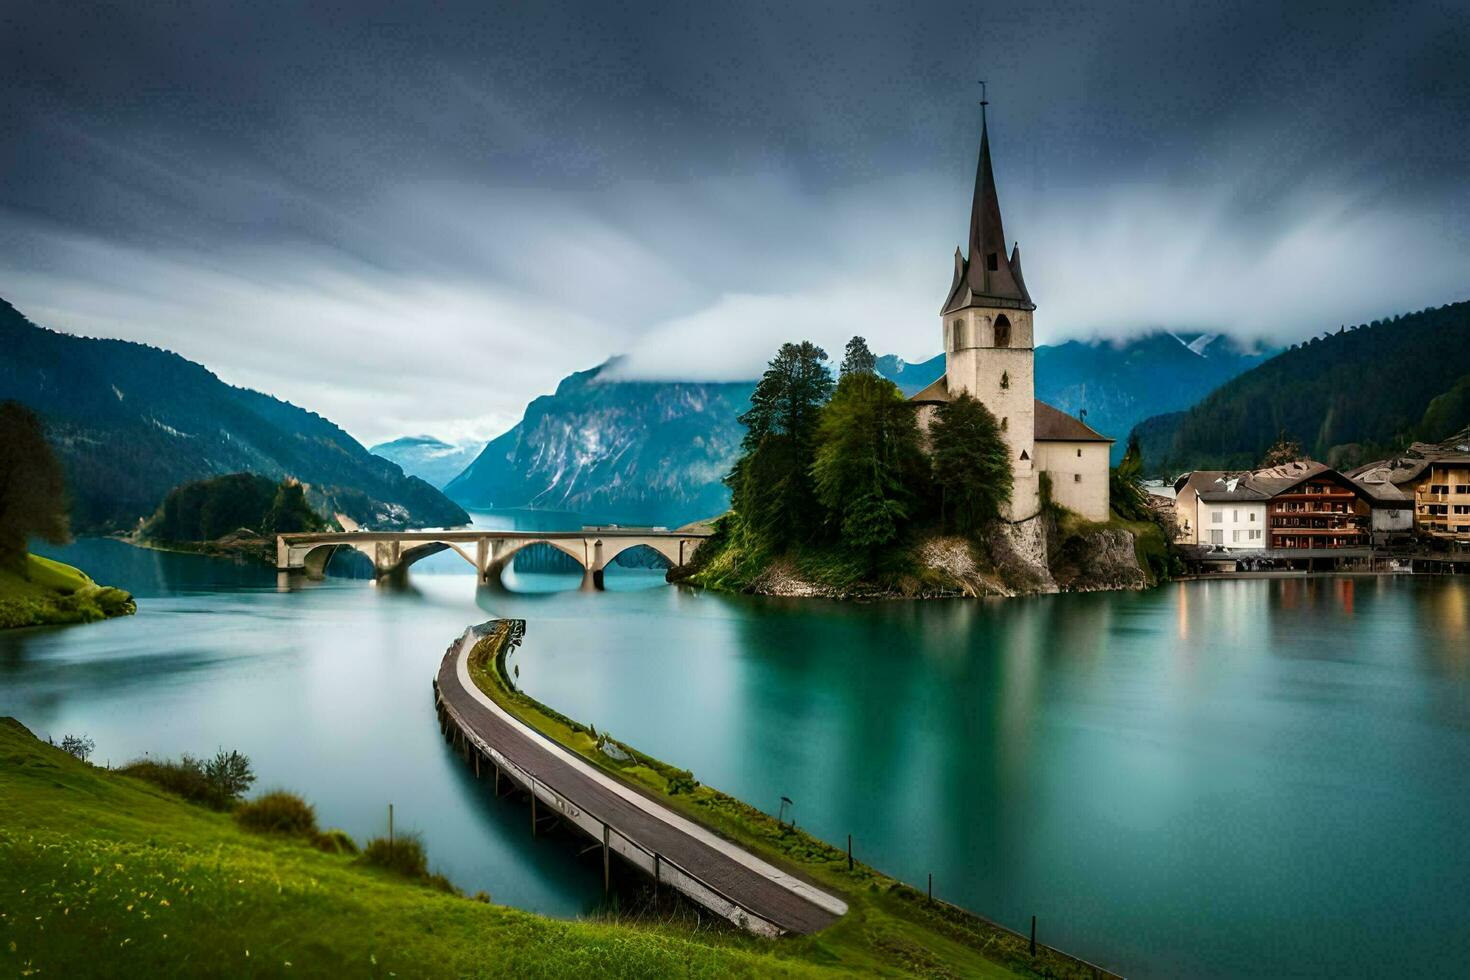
[0,554,135,629]
[0,718,839,979]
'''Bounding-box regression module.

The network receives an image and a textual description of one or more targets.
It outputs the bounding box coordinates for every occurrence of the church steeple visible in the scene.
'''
[942,110,1035,314]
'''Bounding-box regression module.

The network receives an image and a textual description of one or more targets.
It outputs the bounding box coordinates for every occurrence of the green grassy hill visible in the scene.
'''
[1131,301,1470,475]
[0,554,135,629]
[0,717,843,979]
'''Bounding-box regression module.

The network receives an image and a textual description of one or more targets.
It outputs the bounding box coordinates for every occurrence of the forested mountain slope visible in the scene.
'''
[1131,301,1470,475]
[0,298,468,531]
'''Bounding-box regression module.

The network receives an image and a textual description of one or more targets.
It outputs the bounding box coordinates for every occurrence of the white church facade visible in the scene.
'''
[911,110,1112,522]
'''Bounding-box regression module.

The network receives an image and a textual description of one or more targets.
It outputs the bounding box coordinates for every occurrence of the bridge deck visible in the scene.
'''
[434,626,844,936]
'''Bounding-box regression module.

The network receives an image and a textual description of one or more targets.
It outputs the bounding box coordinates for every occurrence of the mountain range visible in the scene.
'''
[433,332,1267,526]
[367,436,481,490]
[1131,301,1470,476]
[0,298,468,532]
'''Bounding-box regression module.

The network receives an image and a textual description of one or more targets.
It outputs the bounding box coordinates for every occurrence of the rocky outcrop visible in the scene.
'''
[1047,524,1149,592]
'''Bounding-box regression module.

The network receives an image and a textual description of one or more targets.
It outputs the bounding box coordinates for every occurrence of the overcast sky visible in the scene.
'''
[3,1,1468,446]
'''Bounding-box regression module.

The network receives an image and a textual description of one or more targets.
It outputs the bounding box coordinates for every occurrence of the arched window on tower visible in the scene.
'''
[1000,371,1010,390]
[994,315,1011,348]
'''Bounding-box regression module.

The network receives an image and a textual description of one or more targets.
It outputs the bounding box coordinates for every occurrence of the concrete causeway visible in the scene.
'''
[433,622,847,936]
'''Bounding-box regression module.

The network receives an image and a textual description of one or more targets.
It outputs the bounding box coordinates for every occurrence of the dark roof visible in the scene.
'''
[1034,399,1111,442]
[942,116,1036,315]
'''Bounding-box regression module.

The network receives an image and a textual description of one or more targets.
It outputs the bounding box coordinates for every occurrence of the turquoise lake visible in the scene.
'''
[3,530,1468,978]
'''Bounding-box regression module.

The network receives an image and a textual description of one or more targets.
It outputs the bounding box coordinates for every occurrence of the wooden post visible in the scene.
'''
[653,853,660,901]
[602,824,611,896]
[531,792,537,836]
[847,834,853,871]
[495,765,501,797]
[927,873,932,904]
[474,750,480,778]
[1030,915,1036,956]
[388,803,394,848]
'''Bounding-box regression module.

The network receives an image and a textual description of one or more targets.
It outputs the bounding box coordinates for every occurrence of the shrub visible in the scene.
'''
[357,833,459,894]
[59,734,95,763]
[204,749,255,803]
[236,790,317,837]
[314,828,359,855]
[359,833,429,878]
[120,749,255,810]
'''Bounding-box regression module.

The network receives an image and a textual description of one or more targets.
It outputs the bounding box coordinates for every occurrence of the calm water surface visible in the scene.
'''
[3,528,1468,979]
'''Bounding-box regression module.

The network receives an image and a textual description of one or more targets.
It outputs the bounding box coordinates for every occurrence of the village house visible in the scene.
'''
[1172,460,1377,568]
[1349,431,1470,546]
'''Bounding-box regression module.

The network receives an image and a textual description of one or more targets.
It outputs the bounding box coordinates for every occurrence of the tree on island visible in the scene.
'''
[263,479,324,534]
[726,341,833,546]
[812,359,924,551]
[0,400,70,568]
[929,393,1011,534]
[839,335,877,378]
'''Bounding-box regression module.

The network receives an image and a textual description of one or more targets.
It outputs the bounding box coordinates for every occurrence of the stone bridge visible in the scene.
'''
[275,529,710,589]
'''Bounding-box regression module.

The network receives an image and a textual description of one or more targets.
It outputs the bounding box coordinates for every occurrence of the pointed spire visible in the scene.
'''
[943,101,1035,314]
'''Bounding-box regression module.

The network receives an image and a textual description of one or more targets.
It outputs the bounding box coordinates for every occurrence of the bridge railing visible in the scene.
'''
[436,636,787,937]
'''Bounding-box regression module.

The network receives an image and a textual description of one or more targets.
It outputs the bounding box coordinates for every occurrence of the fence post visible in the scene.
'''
[927,873,932,904]
[847,834,853,871]
[603,824,611,896]
[388,803,394,848]
[531,792,537,836]
[1030,915,1036,956]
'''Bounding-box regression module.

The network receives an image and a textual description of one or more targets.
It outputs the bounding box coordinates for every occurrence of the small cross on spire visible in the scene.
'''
[978,79,988,125]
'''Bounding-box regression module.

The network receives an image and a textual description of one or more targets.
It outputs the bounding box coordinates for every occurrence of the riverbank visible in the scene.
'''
[467,623,1119,979]
[673,510,1166,600]
[0,716,847,978]
[0,553,135,629]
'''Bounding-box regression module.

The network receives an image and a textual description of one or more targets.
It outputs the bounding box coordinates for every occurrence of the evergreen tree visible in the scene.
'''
[840,336,877,378]
[728,342,833,546]
[811,371,924,551]
[262,480,323,534]
[929,393,1011,533]
[0,400,69,566]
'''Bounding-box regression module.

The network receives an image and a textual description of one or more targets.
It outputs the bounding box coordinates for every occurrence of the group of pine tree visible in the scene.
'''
[722,337,1014,564]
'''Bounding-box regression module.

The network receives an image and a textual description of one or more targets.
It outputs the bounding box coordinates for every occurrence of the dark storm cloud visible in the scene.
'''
[3,1,1467,442]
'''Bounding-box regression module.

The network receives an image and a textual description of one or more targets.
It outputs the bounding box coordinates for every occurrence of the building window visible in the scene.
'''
[1250,529,1263,540]
[1232,530,1241,543]
[1457,485,1470,494]
[1000,371,1009,389]
[1019,450,1029,461]
[1232,509,1239,522]
[1074,473,1082,483]
[1076,448,1082,458]
[1454,505,1470,515]
[993,315,1011,348]
[986,252,999,271]
[1249,512,1257,521]
[1212,511,1223,524]
[1209,530,1224,544]
[1000,417,1008,431]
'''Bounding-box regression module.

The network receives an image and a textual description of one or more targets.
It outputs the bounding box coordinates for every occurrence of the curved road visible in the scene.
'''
[435,624,847,935]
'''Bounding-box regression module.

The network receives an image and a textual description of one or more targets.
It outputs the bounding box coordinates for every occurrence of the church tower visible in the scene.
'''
[939,107,1039,521]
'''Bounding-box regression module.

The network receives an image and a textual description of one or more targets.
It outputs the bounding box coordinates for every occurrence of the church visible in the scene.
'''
[910,109,1112,523]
